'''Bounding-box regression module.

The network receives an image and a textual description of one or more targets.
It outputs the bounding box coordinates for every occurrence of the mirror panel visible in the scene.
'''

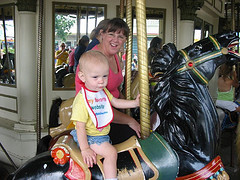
[53,2,106,90]
[0,4,15,86]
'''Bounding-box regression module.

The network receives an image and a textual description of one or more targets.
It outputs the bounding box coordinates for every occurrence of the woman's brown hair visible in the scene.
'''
[219,63,234,80]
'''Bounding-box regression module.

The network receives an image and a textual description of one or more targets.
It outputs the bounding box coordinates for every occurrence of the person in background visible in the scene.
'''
[85,19,110,52]
[216,63,240,112]
[74,35,90,72]
[68,48,75,73]
[131,54,138,71]
[75,18,141,143]
[70,50,140,180]
[147,37,162,67]
[55,42,69,67]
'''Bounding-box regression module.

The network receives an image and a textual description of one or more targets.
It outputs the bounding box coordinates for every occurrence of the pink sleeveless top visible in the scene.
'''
[75,45,123,98]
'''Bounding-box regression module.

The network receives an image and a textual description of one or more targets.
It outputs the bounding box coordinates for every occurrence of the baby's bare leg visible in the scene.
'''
[90,142,118,179]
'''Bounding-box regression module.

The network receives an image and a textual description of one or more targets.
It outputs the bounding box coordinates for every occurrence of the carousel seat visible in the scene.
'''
[51,134,141,166]
[51,134,161,180]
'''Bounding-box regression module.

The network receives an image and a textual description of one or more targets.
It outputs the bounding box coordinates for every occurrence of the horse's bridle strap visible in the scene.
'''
[192,68,209,84]
[177,50,222,73]
[177,36,223,84]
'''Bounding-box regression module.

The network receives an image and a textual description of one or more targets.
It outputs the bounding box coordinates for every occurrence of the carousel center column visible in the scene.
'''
[14,0,37,131]
[178,0,204,49]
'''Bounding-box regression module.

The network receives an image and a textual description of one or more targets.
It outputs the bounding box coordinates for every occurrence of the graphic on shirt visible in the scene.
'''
[82,87,113,131]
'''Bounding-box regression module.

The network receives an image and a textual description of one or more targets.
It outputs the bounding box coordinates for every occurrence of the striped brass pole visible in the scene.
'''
[173,0,177,45]
[231,0,235,31]
[135,0,150,139]
[36,0,44,144]
[119,0,125,19]
[118,0,125,83]
[125,0,133,115]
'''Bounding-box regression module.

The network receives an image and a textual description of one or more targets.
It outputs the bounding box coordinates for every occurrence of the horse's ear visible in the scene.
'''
[151,43,177,76]
[162,43,177,59]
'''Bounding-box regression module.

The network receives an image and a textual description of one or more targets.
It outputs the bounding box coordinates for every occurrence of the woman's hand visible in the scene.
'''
[128,119,141,138]
[112,108,141,138]
[81,147,97,167]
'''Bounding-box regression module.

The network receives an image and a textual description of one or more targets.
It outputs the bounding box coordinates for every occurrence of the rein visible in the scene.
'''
[177,35,227,84]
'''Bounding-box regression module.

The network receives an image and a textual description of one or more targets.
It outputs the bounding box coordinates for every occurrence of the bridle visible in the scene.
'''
[177,35,228,84]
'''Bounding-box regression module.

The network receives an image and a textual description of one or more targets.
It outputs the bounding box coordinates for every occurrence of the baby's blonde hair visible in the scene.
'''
[78,50,109,71]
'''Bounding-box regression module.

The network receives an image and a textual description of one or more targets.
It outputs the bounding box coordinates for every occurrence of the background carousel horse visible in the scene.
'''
[55,64,75,88]
[8,32,240,180]
[150,31,240,178]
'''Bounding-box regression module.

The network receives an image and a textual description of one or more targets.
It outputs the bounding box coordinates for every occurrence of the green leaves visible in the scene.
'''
[55,14,75,42]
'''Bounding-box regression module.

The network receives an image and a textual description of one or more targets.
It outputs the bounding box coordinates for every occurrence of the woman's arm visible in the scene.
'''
[112,108,141,138]
[76,121,96,167]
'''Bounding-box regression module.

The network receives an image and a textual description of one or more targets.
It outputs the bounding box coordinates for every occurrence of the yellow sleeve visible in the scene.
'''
[104,88,113,101]
[70,92,89,126]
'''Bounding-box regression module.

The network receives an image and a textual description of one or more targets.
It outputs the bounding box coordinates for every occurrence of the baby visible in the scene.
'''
[70,50,140,180]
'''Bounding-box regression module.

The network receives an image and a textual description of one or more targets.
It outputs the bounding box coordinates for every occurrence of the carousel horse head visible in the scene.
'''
[151,31,239,79]
[150,31,240,177]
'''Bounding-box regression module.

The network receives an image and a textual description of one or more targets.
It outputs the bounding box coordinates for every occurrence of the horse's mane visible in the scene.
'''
[154,71,200,150]
[152,43,206,151]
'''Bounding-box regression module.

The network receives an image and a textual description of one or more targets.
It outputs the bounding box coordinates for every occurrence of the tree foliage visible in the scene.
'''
[55,14,75,42]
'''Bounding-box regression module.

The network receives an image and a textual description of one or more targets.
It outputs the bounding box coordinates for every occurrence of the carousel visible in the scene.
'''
[6,0,240,179]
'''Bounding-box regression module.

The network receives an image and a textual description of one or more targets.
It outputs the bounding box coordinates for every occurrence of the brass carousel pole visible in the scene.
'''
[135,0,150,139]
[119,0,125,18]
[173,0,177,45]
[36,0,44,144]
[231,0,235,31]
[125,0,132,115]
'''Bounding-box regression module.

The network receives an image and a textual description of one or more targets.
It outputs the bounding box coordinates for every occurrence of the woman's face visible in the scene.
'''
[101,30,127,56]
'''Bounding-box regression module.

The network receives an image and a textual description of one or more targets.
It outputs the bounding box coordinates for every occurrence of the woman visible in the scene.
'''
[216,63,240,112]
[75,18,141,142]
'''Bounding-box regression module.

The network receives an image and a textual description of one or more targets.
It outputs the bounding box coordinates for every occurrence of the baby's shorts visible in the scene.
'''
[70,129,111,146]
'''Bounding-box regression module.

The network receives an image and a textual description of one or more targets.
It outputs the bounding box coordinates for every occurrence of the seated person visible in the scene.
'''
[216,63,240,112]
[75,18,141,144]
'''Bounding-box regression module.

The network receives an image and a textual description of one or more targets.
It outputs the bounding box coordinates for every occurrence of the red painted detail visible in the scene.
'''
[65,158,85,180]
[176,156,224,180]
[51,147,70,165]
[188,62,193,67]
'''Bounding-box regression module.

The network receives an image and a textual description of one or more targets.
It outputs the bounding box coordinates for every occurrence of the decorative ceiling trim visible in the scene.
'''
[16,0,37,12]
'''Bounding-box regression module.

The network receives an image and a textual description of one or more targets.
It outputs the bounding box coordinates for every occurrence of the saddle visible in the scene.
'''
[51,132,179,180]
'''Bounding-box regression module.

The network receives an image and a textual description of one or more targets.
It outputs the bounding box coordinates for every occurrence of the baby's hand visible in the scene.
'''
[81,148,96,167]
[135,94,140,107]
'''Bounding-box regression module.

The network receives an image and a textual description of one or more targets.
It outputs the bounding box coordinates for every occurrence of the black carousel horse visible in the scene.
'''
[151,31,240,177]
[8,32,240,179]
